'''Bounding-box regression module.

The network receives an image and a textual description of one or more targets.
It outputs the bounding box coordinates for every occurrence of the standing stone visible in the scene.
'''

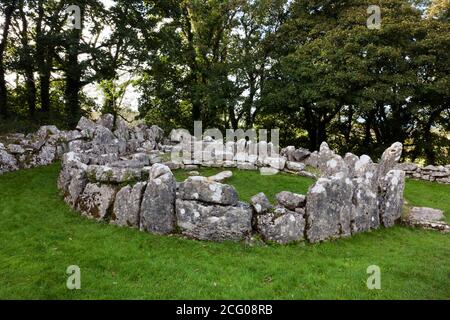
[305,173,353,243]
[257,207,305,244]
[378,170,405,227]
[77,183,117,220]
[376,142,403,183]
[0,149,18,174]
[140,164,176,234]
[250,192,273,215]
[344,153,359,178]
[76,116,97,138]
[175,199,252,241]
[112,182,146,227]
[275,191,306,210]
[351,155,380,233]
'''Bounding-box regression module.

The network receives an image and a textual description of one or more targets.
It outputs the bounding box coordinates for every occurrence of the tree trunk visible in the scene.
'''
[65,11,83,128]
[19,1,37,116]
[0,0,17,118]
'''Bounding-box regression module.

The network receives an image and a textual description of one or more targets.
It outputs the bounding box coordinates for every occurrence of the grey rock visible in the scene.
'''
[250,192,273,215]
[178,176,239,205]
[377,142,403,182]
[76,116,97,138]
[176,199,252,241]
[97,114,115,130]
[344,153,359,177]
[208,170,232,182]
[305,173,353,243]
[114,118,130,141]
[7,144,26,155]
[259,167,279,175]
[112,182,146,227]
[286,161,306,172]
[237,162,256,170]
[276,191,306,210]
[378,170,405,227]
[293,148,311,162]
[257,209,305,244]
[408,207,444,222]
[140,164,176,234]
[77,183,117,220]
[0,149,19,174]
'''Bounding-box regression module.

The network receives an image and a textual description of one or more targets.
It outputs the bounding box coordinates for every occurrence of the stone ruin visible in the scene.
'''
[49,115,408,244]
[2,114,446,242]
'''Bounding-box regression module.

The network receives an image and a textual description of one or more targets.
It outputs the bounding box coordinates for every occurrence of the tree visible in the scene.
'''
[0,0,17,118]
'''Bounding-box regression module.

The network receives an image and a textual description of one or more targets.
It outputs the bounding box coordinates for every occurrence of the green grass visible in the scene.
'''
[173,167,314,203]
[404,179,450,223]
[0,163,449,299]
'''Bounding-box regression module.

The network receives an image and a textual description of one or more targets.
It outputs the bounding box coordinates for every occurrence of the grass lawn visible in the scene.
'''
[0,163,449,299]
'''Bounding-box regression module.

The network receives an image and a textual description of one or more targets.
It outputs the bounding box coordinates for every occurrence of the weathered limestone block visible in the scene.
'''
[112,182,146,227]
[293,148,311,162]
[282,146,296,161]
[77,183,117,220]
[257,207,305,244]
[97,114,114,130]
[178,176,239,205]
[260,167,279,175]
[237,162,257,170]
[208,171,232,182]
[264,157,286,170]
[0,149,18,174]
[344,153,359,178]
[376,142,403,183]
[304,151,319,168]
[305,173,353,243]
[76,116,97,138]
[86,165,142,184]
[114,118,130,141]
[286,161,306,172]
[26,143,57,168]
[351,155,379,233]
[317,142,335,173]
[7,144,25,155]
[175,199,252,241]
[250,192,273,215]
[407,207,444,222]
[378,170,405,227]
[140,164,176,234]
[275,191,306,210]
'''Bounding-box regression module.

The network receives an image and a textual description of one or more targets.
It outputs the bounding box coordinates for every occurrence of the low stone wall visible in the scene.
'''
[281,145,450,185]
[0,114,164,176]
[395,163,450,184]
[58,131,407,244]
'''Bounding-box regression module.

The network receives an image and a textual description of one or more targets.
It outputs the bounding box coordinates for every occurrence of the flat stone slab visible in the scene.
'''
[408,207,445,221]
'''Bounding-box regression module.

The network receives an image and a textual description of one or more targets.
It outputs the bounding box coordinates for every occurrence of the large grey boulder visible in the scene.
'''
[97,114,115,130]
[113,118,130,141]
[140,164,176,234]
[112,182,146,227]
[275,191,306,210]
[76,116,97,138]
[286,161,306,172]
[77,183,117,220]
[0,149,18,174]
[178,176,239,206]
[175,199,252,241]
[7,144,25,155]
[257,207,305,244]
[250,192,273,215]
[376,142,403,182]
[351,155,380,233]
[293,148,311,162]
[305,173,353,243]
[208,170,233,182]
[378,170,405,227]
